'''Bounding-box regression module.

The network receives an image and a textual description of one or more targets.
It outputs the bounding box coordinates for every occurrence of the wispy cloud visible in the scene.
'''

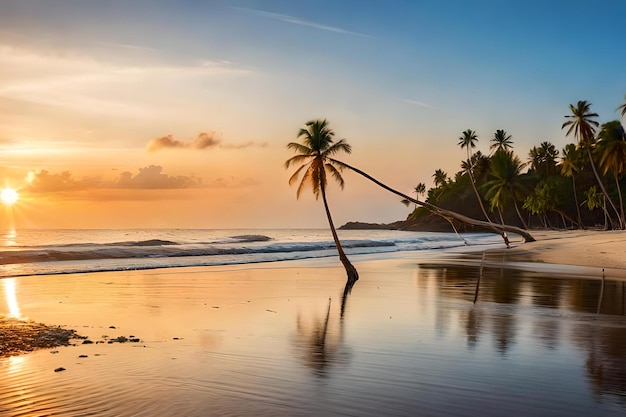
[0,44,253,118]
[147,132,267,152]
[95,41,157,51]
[402,99,437,110]
[234,7,371,37]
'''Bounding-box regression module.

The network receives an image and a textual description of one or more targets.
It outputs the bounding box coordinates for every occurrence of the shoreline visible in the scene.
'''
[2,229,625,358]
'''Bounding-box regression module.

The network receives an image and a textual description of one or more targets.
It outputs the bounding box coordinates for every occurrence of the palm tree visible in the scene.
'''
[528,141,559,179]
[560,143,584,228]
[402,182,427,208]
[482,150,529,229]
[617,94,626,119]
[490,130,514,153]
[597,120,626,227]
[562,100,622,228]
[458,129,493,223]
[432,169,449,188]
[415,182,427,198]
[285,119,358,283]
[583,186,610,229]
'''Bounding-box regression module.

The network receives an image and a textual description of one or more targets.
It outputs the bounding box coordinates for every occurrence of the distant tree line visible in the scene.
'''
[410,98,626,230]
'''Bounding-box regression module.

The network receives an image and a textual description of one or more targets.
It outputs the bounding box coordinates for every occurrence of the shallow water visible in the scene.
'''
[1,258,626,416]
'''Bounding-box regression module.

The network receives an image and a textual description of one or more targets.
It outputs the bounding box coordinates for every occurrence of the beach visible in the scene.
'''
[1,230,626,416]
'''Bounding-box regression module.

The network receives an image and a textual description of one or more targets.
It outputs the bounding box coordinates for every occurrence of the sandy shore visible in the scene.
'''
[2,230,626,416]
[488,230,626,271]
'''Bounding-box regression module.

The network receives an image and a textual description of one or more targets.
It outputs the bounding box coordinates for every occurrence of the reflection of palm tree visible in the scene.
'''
[294,286,353,377]
[285,119,358,283]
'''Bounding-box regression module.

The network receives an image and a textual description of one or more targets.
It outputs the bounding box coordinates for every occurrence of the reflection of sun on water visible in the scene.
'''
[4,278,21,319]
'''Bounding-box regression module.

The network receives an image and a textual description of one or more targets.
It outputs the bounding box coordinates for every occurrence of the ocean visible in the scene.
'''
[0,229,505,278]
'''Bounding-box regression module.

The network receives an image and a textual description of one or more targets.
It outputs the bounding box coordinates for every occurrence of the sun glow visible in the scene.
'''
[0,188,19,206]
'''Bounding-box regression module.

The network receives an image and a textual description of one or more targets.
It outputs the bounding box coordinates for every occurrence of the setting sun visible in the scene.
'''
[0,188,19,206]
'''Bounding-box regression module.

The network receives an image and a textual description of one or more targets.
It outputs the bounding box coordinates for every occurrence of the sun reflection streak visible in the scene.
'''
[4,278,22,319]
[8,355,26,373]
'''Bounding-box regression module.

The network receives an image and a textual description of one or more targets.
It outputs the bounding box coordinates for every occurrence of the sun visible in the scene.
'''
[0,188,19,206]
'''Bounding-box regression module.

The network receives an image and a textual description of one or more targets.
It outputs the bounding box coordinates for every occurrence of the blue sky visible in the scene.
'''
[0,0,624,228]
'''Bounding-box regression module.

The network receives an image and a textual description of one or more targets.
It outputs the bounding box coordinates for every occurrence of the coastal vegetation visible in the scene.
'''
[404,98,626,231]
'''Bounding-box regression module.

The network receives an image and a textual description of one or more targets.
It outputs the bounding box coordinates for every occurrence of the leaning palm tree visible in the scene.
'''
[562,100,622,228]
[285,119,358,283]
[458,129,493,223]
[329,160,536,242]
[490,130,514,153]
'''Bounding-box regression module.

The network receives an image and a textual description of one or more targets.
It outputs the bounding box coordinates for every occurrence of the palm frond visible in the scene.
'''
[287,142,313,155]
[296,164,315,200]
[325,163,345,189]
[284,154,311,169]
[288,163,309,186]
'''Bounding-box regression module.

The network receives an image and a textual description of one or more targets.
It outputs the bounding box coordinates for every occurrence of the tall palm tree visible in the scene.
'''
[560,143,584,228]
[562,100,622,228]
[490,130,514,153]
[597,120,626,227]
[617,94,626,119]
[458,129,493,223]
[482,150,529,229]
[285,119,358,283]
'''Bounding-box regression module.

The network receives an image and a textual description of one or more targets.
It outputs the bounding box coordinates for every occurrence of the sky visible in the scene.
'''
[0,0,625,229]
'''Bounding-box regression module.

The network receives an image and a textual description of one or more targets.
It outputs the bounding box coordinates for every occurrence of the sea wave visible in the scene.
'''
[0,229,505,278]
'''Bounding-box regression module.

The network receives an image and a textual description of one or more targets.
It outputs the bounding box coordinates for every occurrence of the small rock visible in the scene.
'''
[82,340,94,344]
[78,355,88,358]
[54,367,66,372]
[109,326,116,329]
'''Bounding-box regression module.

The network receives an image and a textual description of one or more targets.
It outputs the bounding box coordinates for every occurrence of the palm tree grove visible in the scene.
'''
[407,99,626,231]
[290,97,626,243]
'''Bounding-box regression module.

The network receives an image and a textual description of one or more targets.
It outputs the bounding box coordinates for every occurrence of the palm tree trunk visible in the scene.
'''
[613,172,625,228]
[571,174,584,229]
[466,149,493,224]
[336,160,536,243]
[509,187,528,229]
[587,148,623,229]
[320,183,359,283]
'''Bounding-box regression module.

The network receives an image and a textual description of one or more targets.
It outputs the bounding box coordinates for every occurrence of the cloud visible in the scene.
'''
[23,170,103,192]
[115,165,201,189]
[0,44,254,118]
[147,132,267,152]
[23,166,202,192]
[234,7,371,37]
[402,99,437,110]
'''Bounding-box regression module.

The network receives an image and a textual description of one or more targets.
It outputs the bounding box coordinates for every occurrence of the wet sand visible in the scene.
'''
[1,230,626,416]
[492,230,626,271]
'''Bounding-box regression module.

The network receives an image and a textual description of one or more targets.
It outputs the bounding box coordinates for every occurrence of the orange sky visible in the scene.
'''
[1,1,624,229]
